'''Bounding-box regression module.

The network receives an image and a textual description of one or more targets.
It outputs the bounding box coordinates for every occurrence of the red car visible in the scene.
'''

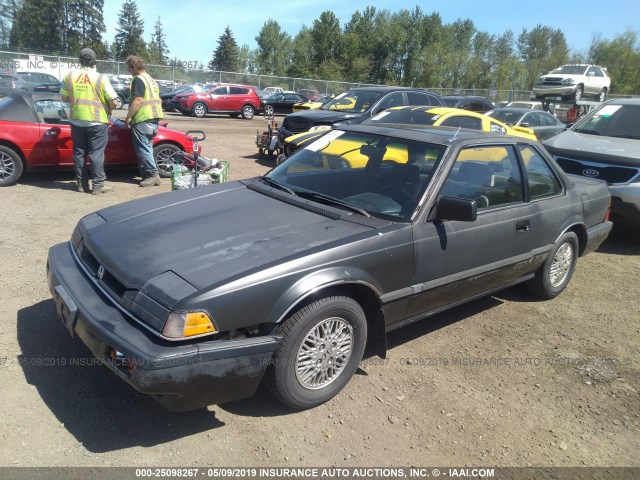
[171,83,261,120]
[0,92,194,187]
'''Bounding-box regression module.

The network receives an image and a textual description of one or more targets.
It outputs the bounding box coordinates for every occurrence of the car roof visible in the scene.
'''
[346,86,437,93]
[494,107,539,113]
[0,91,61,122]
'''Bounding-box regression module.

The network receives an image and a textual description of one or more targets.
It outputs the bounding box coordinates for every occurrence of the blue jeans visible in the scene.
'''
[71,123,108,187]
[132,120,159,176]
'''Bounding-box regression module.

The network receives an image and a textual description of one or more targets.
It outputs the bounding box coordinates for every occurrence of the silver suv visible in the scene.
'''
[533,64,610,102]
[543,98,640,230]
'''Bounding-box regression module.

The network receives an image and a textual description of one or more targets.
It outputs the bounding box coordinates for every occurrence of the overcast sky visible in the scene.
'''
[103,0,640,63]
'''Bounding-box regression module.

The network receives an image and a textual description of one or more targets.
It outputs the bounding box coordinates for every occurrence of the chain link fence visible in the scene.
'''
[0,49,537,102]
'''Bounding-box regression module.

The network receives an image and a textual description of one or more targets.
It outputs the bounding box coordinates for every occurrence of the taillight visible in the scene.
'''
[604,198,611,221]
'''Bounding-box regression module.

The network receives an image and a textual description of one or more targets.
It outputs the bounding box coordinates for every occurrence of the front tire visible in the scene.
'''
[527,231,578,299]
[114,95,124,110]
[153,144,181,178]
[192,102,207,118]
[264,105,274,117]
[0,145,24,187]
[242,104,255,120]
[573,86,583,102]
[265,296,367,409]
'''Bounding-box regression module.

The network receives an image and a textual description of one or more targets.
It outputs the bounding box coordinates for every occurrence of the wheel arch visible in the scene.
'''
[558,222,588,257]
[0,140,27,169]
[269,270,387,358]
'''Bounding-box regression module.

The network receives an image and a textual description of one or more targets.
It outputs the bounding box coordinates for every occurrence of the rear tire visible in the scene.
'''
[264,105,275,117]
[153,144,181,178]
[114,95,124,110]
[596,88,607,102]
[0,145,24,187]
[527,232,578,299]
[264,296,367,409]
[242,104,255,120]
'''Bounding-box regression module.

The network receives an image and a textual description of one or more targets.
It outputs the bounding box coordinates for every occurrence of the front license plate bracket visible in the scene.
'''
[54,285,77,338]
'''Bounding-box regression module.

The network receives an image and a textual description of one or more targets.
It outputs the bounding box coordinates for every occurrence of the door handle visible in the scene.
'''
[45,130,58,136]
[516,220,530,233]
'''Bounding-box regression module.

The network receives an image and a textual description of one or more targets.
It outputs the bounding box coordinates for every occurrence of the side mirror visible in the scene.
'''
[431,196,477,222]
[520,122,530,127]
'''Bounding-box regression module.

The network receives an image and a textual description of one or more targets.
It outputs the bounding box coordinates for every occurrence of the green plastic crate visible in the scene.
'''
[171,161,230,191]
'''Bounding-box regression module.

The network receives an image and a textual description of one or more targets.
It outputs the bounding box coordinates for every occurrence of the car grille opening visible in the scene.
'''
[555,157,640,184]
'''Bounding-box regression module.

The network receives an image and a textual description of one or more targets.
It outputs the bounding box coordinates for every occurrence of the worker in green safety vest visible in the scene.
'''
[124,55,165,187]
[61,47,118,194]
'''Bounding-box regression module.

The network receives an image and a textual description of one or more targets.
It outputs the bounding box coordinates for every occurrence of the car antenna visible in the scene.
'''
[447,127,461,143]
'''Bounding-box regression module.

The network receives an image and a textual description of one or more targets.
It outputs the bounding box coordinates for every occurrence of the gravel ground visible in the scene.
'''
[0,110,639,471]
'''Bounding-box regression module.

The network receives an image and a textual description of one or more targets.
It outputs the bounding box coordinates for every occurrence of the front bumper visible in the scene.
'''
[609,183,640,227]
[46,242,279,412]
[532,86,576,97]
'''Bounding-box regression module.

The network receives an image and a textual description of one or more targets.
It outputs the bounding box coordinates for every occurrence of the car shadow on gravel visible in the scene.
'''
[596,224,640,256]
[17,300,223,452]
[21,169,143,189]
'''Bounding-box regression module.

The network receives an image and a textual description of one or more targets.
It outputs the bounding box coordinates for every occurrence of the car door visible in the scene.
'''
[404,143,543,320]
[208,85,229,111]
[34,99,73,166]
[228,86,248,111]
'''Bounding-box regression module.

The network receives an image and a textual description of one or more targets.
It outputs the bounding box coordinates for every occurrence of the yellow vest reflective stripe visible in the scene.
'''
[65,70,109,123]
[131,73,163,124]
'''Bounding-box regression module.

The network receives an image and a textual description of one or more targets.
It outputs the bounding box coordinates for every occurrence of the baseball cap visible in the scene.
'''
[79,48,96,63]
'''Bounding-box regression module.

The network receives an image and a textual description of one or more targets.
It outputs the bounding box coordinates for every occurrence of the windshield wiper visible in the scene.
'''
[260,176,297,196]
[611,134,640,140]
[296,191,372,217]
[574,128,601,135]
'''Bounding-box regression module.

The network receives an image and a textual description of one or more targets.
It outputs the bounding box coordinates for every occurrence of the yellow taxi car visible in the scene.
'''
[280,106,537,162]
[292,94,334,112]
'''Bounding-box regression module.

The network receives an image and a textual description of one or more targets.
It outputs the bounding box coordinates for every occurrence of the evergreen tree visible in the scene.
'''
[11,0,65,52]
[255,20,291,75]
[64,0,106,54]
[147,17,169,65]
[208,26,239,71]
[113,0,146,59]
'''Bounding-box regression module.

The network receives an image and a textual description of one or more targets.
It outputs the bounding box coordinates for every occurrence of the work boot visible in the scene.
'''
[91,184,113,195]
[139,173,161,187]
[76,179,91,193]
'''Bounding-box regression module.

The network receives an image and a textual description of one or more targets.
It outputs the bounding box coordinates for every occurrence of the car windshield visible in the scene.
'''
[201,84,215,93]
[486,110,523,125]
[320,90,383,113]
[573,103,640,139]
[551,65,588,75]
[266,129,446,221]
[365,109,440,126]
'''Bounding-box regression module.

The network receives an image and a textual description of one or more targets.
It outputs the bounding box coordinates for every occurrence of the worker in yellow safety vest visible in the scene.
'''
[61,47,118,194]
[124,55,165,187]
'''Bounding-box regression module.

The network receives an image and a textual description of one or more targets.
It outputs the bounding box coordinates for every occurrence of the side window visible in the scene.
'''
[212,86,228,95]
[440,145,523,210]
[524,112,540,127]
[377,92,404,111]
[518,145,562,199]
[229,87,246,95]
[407,92,433,106]
[540,112,557,126]
[34,100,69,124]
[441,116,483,130]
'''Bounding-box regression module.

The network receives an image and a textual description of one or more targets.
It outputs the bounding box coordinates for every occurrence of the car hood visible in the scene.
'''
[543,130,640,167]
[85,182,375,291]
[288,109,367,125]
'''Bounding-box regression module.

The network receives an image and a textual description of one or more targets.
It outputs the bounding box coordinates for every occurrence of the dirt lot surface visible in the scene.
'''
[1,110,639,471]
